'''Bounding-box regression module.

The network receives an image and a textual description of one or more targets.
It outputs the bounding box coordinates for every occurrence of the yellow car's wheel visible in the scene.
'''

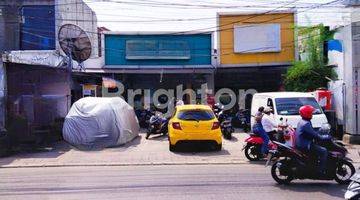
[215,144,222,151]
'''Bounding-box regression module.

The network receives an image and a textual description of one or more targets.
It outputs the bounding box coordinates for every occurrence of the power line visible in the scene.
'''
[168,0,341,35]
[20,2,302,36]
[19,0,347,13]
[21,13,351,24]
[20,4,350,14]
[14,0,348,34]
[17,24,336,61]
[11,0,347,59]
[84,0,344,10]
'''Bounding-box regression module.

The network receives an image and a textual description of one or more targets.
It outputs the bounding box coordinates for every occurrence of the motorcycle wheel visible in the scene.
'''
[271,160,293,185]
[244,144,260,161]
[145,132,151,139]
[230,127,235,133]
[243,126,250,133]
[223,132,232,140]
[334,160,355,184]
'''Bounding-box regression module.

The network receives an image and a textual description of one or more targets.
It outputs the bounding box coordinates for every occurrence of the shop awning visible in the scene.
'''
[2,50,65,68]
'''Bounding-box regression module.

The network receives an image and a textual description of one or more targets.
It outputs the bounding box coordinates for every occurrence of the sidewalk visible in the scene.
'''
[0,131,359,168]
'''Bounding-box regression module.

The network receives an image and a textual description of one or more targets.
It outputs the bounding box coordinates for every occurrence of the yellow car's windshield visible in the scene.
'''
[177,109,215,121]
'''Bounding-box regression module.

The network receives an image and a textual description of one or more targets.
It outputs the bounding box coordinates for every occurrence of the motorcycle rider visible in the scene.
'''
[261,107,278,140]
[295,105,329,175]
[252,106,269,156]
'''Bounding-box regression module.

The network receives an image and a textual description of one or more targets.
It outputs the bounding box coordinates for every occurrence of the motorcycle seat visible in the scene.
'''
[329,151,343,157]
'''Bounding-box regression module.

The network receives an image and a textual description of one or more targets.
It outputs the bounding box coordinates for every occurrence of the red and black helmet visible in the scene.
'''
[299,105,315,120]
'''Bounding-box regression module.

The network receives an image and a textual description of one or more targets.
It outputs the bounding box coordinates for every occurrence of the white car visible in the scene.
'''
[251,92,329,130]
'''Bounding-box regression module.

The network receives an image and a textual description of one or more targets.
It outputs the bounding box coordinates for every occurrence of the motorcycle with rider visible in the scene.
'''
[243,106,294,161]
[266,105,355,184]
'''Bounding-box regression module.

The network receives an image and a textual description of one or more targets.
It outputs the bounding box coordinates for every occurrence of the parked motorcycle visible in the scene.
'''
[212,103,222,118]
[218,110,234,140]
[136,108,153,128]
[232,109,250,133]
[146,112,169,139]
[266,126,355,185]
[345,171,360,200]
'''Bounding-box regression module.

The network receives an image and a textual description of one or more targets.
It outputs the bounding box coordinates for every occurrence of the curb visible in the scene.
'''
[0,161,252,168]
[1,160,359,169]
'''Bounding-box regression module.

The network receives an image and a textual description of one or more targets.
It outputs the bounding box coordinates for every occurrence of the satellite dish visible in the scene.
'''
[58,24,92,66]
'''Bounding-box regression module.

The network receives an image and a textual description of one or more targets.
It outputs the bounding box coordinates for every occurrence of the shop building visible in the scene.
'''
[216,11,296,109]
[1,0,100,143]
[84,32,215,107]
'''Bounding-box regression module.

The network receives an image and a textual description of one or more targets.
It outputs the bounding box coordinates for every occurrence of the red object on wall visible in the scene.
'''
[206,94,215,108]
[314,88,332,111]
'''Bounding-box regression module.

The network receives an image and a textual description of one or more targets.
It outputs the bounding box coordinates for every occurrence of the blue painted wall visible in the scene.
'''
[105,34,212,67]
[21,5,56,50]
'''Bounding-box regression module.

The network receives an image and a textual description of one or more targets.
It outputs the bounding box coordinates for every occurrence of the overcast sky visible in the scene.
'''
[86,0,351,32]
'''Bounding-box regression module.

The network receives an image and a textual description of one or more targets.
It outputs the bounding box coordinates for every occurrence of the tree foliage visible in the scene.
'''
[284,24,337,92]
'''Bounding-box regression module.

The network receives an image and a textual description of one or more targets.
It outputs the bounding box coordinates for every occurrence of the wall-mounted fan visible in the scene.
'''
[58,24,92,70]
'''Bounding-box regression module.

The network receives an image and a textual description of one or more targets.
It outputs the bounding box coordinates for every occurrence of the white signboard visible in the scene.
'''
[234,24,281,53]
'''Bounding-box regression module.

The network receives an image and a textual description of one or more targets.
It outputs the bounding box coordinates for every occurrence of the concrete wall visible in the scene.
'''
[0,0,23,128]
[55,0,99,58]
[0,1,22,53]
[55,0,104,70]
[352,18,360,136]
[329,7,360,138]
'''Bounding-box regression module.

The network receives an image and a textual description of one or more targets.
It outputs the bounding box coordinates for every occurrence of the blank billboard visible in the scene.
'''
[234,24,281,53]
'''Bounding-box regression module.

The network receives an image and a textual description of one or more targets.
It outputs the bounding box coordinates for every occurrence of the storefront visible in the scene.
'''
[216,11,296,109]
[96,32,215,107]
[4,61,70,144]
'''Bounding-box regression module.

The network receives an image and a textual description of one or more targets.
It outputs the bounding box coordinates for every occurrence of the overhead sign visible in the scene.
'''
[233,24,281,53]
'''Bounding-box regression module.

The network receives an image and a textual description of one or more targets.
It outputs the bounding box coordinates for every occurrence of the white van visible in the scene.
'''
[251,92,329,130]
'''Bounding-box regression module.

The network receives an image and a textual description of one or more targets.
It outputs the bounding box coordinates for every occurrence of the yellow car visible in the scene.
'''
[168,105,222,151]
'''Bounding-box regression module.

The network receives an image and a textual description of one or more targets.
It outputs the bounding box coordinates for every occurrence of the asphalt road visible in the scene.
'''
[0,164,350,200]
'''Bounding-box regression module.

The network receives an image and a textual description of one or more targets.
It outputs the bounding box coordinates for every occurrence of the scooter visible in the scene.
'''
[218,110,234,140]
[243,133,278,161]
[146,112,169,139]
[266,125,355,185]
[232,109,250,132]
[136,108,153,128]
[212,103,222,118]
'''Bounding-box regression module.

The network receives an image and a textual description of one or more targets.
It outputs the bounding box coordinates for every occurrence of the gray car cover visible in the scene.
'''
[63,97,139,150]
